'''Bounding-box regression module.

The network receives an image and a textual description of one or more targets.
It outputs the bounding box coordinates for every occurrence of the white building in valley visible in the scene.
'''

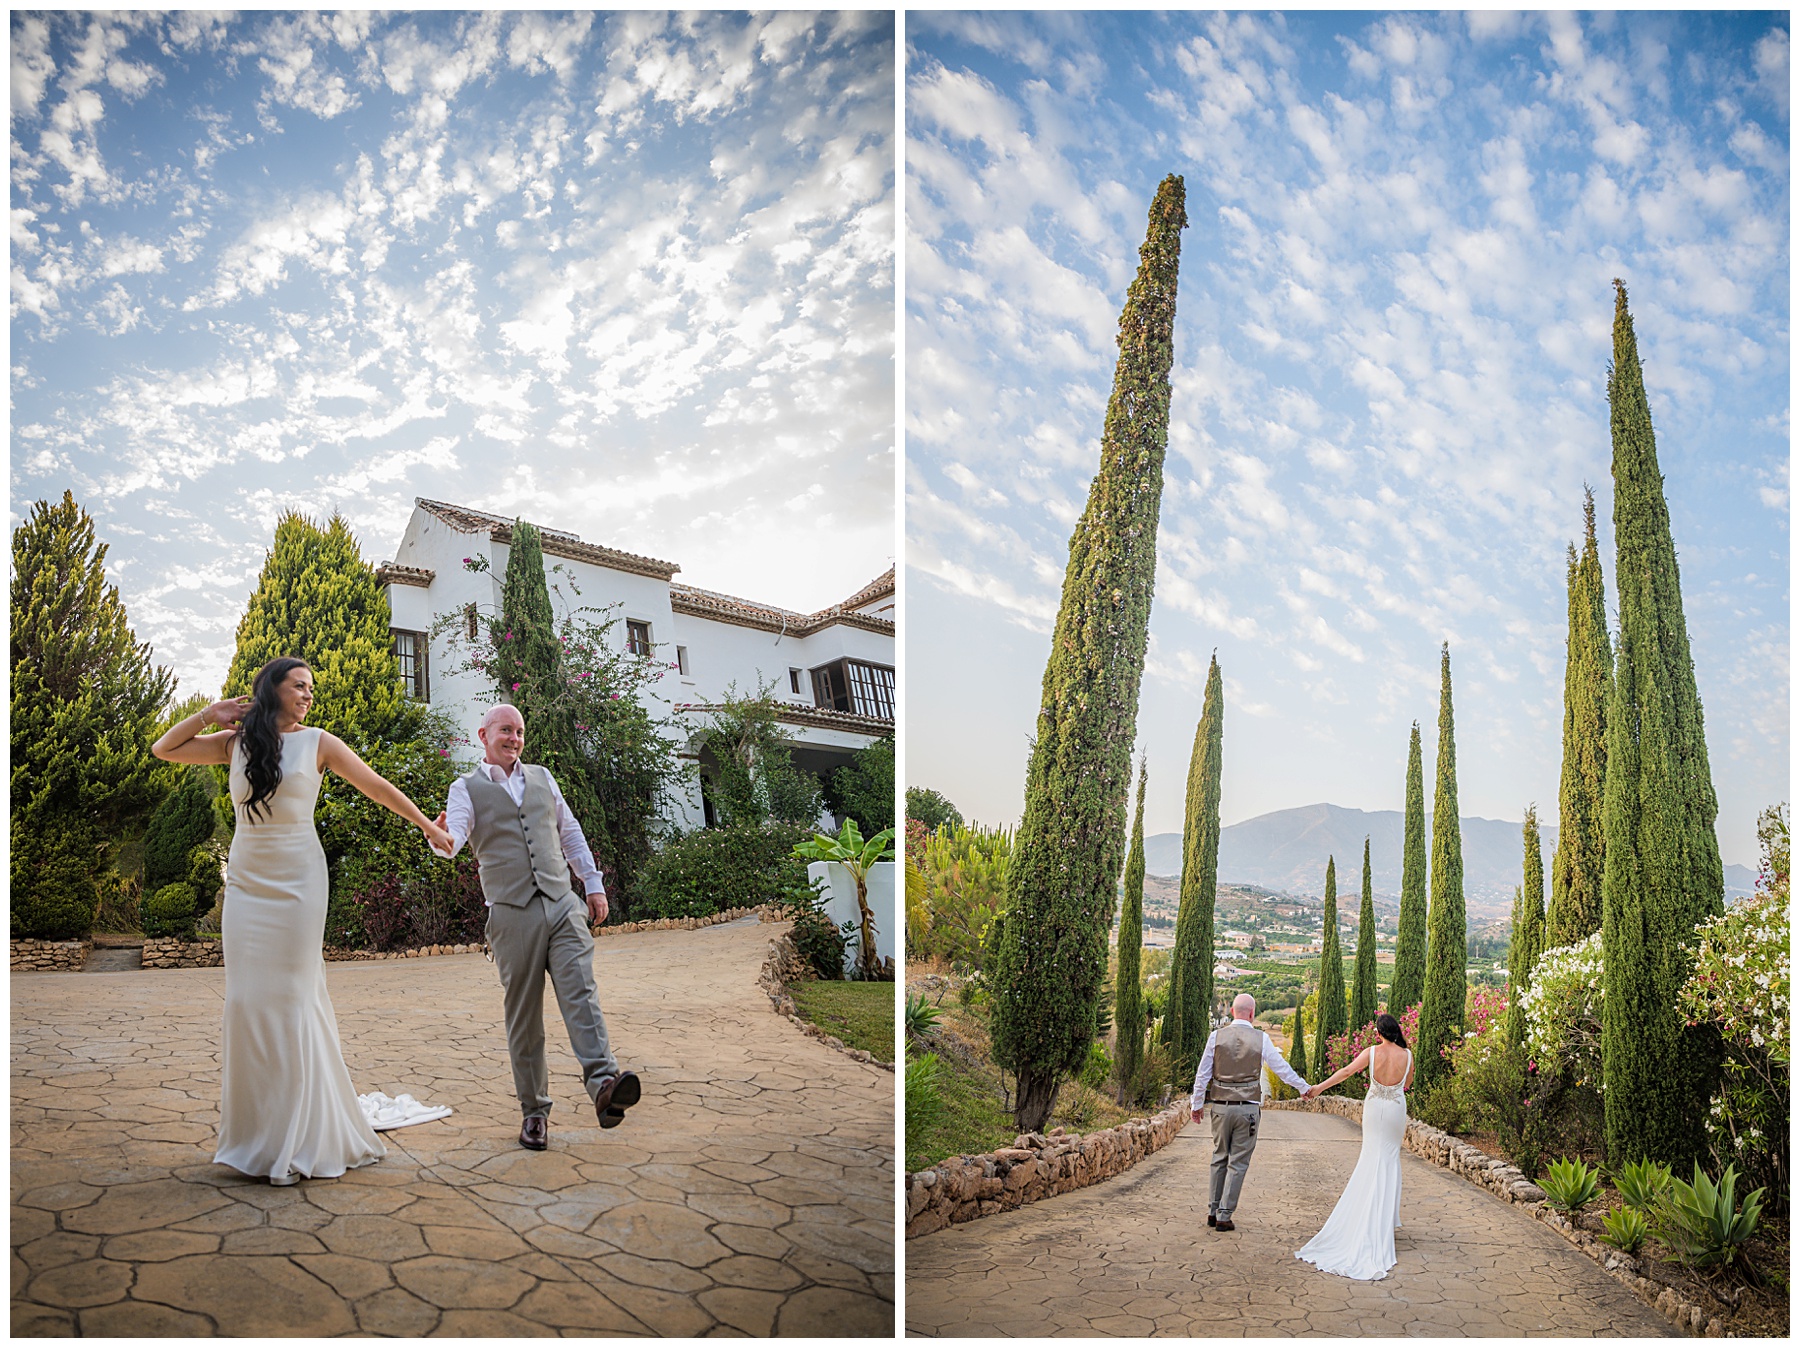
[378,498,894,832]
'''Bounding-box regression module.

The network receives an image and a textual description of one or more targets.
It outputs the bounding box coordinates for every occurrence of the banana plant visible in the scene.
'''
[793,818,896,979]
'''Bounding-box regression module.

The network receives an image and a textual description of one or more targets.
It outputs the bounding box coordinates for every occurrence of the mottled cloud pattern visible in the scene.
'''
[12,11,894,695]
[907,12,1786,864]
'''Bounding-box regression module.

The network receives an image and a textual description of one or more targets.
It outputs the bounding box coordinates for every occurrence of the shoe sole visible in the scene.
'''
[598,1072,641,1129]
[270,1172,301,1187]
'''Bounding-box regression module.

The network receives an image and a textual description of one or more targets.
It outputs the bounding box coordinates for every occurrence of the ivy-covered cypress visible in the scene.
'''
[1115,758,1148,1104]
[1547,489,1612,948]
[1389,722,1428,1013]
[1312,856,1347,1068]
[11,492,173,939]
[493,520,603,835]
[1350,836,1379,1031]
[1506,806,1546,1046]
[1600,281,1725,1168]
[1167,654,1224,1085]
[1417,644,1466,1087]
[989,176,1186,1131]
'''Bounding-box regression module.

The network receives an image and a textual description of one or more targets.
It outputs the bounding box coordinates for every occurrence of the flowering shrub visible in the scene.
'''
[1680,886,1789,1202]
[1463,985,1508,1041]
[1323,1003,1421,1098]
[1520,932,1605,1091]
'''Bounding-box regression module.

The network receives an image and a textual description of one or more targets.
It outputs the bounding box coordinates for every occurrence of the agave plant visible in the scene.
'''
[794,819,896,980]
[1600,1204,1649,1255]
[1540,1156,1604,1213]
[1613,1157,1673,1211]
[905,991,941,1042]
[1651,1163,1766,1272]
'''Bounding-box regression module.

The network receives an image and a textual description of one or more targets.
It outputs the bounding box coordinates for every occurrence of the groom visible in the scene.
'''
[433,703,640,1150]
[1190,993,1311,1231]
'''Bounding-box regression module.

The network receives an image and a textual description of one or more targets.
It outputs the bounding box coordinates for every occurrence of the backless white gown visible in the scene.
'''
[1295,1048,1410,1280]
[215,727,384,1182]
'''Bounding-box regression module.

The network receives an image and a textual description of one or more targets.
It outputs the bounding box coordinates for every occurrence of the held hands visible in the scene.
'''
[420,819,454,855]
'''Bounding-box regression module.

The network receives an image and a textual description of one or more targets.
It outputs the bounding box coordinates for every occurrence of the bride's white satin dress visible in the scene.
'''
[214,727,384,1182]
[1295,1048,1411,1280]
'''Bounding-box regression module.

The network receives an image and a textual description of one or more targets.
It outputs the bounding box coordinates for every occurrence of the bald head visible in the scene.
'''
[478,703,525,769]
[1233,993,1257,1022]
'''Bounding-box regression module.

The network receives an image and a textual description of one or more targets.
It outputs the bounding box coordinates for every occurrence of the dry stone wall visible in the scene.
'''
[1268,1097,1726,1337]
[906,1102,1190,1239]
[10,939,90,972]
[142,938,223,968]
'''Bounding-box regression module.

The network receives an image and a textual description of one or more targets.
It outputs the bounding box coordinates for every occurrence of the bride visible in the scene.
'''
[1294,1012,1414,1280]
[153,656,453,1185]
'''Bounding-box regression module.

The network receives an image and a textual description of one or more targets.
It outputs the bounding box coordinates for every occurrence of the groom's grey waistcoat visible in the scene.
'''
[1207,1021,1264,1104]
[463,765,573,906]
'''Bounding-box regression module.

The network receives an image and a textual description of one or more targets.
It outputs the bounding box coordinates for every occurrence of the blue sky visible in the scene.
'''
[12,11,894,699]
[906,11,1788,867]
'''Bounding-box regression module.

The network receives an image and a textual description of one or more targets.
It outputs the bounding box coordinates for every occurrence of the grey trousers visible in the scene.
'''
[486,889,618,1118]
[1209,1101,1261,1218]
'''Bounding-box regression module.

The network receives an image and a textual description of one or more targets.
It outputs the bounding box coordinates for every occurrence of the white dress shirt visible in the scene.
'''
[435,759,605,902]
[1190,1017,1311,1111]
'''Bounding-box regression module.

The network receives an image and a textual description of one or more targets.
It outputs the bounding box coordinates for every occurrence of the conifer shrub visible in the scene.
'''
[144,769,216,894]
[185,842,224,912]
[144,882,198,939]
[1389,722,1429,1013]
[639,822,811,919]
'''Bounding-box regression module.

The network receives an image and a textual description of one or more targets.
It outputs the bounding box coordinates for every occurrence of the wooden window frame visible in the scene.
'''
[391,628,429,702]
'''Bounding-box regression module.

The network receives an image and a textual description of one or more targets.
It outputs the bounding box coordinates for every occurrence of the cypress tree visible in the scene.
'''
[493,521,606,840]
[226,512,403,744]
[1312,856,1347,1069]
[1167,654,1224,1085]
[1289,1001,1308,1080]
[1547,489,1612,948]
[1389,722,1428,1012]
[1417,644,1466,1087]
[1506,806,1546,1046]
[1350,836,1379,1031]
[1115,758,1148,1104]
[225,511,455,905]
[11,492,174,939]
[144,768,216,892]
[1600,281,1725,1168]
[989,176,1186,1131]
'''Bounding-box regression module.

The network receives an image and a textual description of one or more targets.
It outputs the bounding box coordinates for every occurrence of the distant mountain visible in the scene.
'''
[1147,803,1757,918]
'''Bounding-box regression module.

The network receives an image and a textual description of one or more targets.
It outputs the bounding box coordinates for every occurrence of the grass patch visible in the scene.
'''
[905,971,1140,1172]
[788,980,894,1064]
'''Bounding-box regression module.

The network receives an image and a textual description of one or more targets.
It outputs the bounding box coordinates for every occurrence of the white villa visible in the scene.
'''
[378,498,894,832]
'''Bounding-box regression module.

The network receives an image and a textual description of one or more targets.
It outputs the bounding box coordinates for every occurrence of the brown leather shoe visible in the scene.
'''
[1214,1218,1235,1232]
[1207,1213,1217,1228]
[593,1071,641,1128]
[519,1115,548,1150]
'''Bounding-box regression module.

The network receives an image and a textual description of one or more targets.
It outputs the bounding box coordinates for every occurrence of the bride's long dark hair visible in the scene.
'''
[1375,1012,1407,1049]
[239,657,310,822]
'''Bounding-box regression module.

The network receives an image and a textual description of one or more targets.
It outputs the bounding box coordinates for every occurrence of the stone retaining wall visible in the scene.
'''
[1268,1097,1724,1337]
[10,939,90,972]
[142,938,223,968]
[906,1102,1190,1239]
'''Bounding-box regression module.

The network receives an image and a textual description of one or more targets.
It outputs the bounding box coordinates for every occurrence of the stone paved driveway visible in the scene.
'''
[12,917,894,1336]
[905,1108,1670,1337]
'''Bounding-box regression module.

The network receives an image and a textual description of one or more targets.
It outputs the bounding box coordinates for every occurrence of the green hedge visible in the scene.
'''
[144,882,198,939]
[638,822,812,920]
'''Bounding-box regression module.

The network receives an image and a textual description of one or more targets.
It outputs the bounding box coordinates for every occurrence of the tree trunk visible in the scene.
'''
[1014,1069,1061,1133]
[854,872,878,978]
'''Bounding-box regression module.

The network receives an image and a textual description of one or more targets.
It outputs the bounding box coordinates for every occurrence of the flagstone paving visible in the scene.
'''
[12,916,894,1337]
[905,1108,1671,1338]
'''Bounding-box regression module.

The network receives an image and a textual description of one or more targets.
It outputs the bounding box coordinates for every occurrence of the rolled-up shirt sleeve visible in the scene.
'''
[435,777,472,859]
[545,773,605,896]
[1189,1031,1219,1112]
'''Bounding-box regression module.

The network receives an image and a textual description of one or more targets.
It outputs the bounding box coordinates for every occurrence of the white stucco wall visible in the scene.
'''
[808,859,896,968]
